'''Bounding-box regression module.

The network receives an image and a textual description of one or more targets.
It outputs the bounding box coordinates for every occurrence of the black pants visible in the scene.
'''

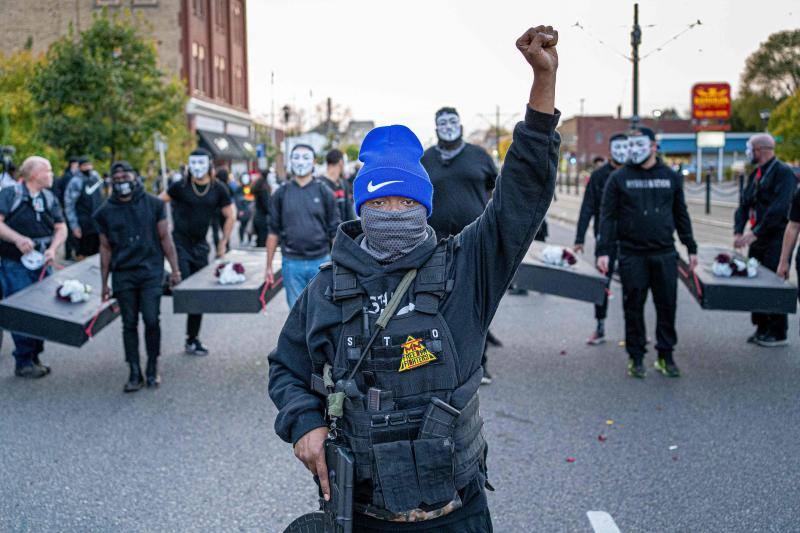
[253,215,268,247]
[595,246,618,321]
[115,284,162,364]
[174,237,209,340]
[618,251,678,359]
[749,237,788,339]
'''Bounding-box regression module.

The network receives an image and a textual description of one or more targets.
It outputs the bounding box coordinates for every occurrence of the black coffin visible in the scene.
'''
[172,249,283,313]
[0,256,119,347]
[678,246,797,314]
[513,242,608,305]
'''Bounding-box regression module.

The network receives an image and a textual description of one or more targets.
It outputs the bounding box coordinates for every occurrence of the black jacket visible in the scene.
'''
[268,106,560,445]
[734,157,796,240]
[575,162,617,245]
[598,159,697,256]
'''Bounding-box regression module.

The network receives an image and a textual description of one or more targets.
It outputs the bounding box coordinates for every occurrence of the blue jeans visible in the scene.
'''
[282,255,330,308]
[0,258,50,369]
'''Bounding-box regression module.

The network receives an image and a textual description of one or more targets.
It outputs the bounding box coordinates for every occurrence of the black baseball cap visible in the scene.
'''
[110,161,134,174]
[629,126,655,141]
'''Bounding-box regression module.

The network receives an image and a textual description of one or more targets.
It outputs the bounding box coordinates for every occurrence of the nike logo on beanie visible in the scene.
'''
[367,180,403,193]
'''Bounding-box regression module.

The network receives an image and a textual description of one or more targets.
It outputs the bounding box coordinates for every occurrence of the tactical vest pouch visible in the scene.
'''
[372,440,420,513]
[413,437,456,506]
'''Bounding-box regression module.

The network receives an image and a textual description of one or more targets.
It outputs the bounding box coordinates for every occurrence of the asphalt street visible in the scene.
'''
[1,222,799,532]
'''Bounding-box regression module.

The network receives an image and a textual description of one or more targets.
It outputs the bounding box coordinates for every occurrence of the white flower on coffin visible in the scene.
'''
[712,261,733,277]
[215,262,246,285]
[56,279,92,303]
[746,258,759,278]
[540,245,577,268]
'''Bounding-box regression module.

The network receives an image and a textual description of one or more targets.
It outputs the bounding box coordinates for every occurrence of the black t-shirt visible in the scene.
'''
[421,143,497,240]
[0,184,64,260]
[93,190,166,291]
[789,186,800,224]
[167,178,232,244]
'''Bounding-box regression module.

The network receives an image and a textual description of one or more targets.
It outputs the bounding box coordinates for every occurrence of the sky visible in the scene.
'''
[246,0,798,146]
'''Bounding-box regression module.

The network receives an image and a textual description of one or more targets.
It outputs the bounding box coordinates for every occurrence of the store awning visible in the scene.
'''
[197,130,246,160]
[230,135,257,160]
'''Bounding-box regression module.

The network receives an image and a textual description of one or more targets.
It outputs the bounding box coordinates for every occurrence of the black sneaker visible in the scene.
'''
[755,335,789,348]
[587,330,606,345]
[14,365,49,379]
[627,359,646,379]
[32,354,51,375]
[185,338,209,356]
[507,284,529,296]
[481,366,493,385]
[746,330,766,344]
[654,357,681,378]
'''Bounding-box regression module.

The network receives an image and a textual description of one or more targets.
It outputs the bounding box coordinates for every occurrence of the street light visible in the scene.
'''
[758,109,771,132]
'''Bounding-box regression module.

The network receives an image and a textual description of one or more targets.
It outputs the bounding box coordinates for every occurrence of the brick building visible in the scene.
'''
[558,115,693,168]
[1,0,255,174]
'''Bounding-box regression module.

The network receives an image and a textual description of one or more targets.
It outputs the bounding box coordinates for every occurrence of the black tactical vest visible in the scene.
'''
[0,184,57,260]
[326,242,487,515]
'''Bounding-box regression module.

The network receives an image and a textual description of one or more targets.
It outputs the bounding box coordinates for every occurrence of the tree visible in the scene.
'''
[30,11,188,171]
[730,90,779,132]
[741,30,800,100]
[768,91,800,162]
[0,50,62,166]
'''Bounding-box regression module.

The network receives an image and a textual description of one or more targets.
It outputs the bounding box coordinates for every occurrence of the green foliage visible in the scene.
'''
[741,29,800,100]
[768,91,800,162]
[0,50,63,166]
[343,144,360,163]
[730,90,778,132]
[30,10,188,172]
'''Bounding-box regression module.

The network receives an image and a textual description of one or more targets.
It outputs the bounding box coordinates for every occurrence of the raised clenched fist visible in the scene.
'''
[516,25,559,73]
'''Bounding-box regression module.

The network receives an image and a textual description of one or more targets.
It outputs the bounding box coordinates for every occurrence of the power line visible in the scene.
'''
[571,21,632,62]
[640,20,702,60]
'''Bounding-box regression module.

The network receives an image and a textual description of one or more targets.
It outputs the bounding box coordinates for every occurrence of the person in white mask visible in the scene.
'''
[597,127,697,379]
[265,144,340,308]
[734,133,796,347]
[160,148,235,356]
[575,133,628,345]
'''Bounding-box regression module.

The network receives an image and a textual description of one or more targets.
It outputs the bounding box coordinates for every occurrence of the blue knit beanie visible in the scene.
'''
[353,125,433,217]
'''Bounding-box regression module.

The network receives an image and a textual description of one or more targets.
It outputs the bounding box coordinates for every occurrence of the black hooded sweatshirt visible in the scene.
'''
[575,162,617,246]
[268,106,559,446]
[597,159,697,257]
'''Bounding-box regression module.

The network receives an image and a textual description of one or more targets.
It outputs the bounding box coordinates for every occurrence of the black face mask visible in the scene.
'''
[112,180,137,197]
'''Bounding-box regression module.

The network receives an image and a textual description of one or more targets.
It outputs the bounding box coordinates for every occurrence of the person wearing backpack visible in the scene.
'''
[0,157,67,379]
[265,144,340,308]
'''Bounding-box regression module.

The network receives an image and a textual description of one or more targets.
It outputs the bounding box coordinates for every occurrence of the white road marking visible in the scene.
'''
[587,511,622,533]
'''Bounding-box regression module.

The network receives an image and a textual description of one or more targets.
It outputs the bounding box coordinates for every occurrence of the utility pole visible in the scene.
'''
[580,98,585,116]
[630,3,642,128]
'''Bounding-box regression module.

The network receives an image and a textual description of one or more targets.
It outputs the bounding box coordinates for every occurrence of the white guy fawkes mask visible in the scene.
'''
[290,147,315,177]
[745,141,757,164]
[609,138,630,165]
[628,135,652,165]
[435,112,462,143]
[188,155,211,179]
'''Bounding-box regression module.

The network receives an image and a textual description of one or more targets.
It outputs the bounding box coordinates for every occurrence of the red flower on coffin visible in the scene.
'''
[214,262,246,277]
[562,248,577,266]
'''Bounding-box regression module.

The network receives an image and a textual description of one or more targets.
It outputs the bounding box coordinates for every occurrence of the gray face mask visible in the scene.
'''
[360,205,428,264]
